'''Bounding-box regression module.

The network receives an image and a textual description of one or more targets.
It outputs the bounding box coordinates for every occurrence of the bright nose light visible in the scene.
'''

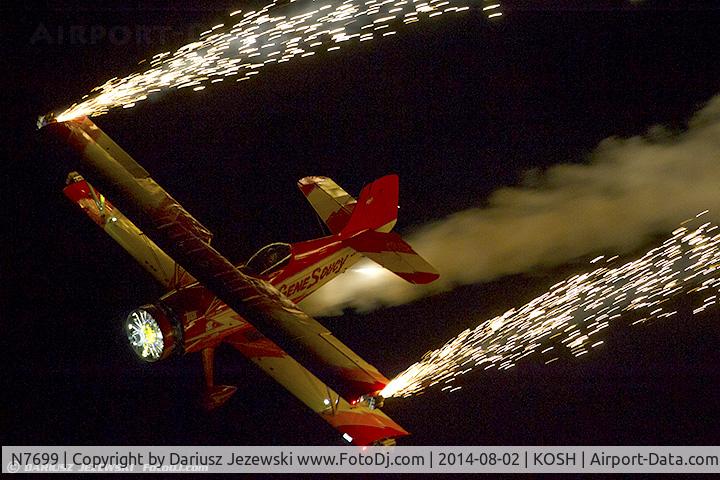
[127,308,164,361]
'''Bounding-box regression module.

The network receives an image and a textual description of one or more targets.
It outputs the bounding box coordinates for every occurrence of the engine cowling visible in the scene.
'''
[125,304,182,362]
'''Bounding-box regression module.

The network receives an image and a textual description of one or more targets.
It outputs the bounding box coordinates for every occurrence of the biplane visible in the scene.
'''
[41,115,438,445]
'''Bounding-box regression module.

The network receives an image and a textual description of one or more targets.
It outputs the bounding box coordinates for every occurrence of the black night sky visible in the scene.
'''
[3,0,720,448]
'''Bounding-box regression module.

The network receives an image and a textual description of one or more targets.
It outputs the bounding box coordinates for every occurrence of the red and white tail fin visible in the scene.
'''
[297,174,399,235]
[295,174,438,289]
[341,175,438,285]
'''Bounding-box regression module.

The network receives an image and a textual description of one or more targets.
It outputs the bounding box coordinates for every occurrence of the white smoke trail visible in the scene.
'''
[301,94,720,316]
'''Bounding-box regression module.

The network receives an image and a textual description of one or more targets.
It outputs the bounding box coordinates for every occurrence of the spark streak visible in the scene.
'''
[54,0,502,121]
[380,216,720,398]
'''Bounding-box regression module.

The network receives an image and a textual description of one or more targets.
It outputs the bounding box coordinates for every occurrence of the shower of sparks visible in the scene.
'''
[380,214,720,398]
[54,0,502,121]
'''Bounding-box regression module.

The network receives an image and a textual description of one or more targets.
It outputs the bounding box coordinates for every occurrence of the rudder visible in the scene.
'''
[341,174,399,235]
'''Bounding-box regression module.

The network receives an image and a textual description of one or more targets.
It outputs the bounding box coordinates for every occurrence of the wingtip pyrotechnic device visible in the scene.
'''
[37,112,57,130]
[355,392,386,410]
[38,111,88,130]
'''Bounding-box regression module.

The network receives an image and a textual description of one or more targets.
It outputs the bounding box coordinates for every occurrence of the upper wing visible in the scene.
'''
[48,116,401,427]
[55,116,214,245]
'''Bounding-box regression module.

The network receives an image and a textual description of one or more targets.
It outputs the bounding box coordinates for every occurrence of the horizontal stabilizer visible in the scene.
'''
[346,230,439,284]
[298,176,357,234]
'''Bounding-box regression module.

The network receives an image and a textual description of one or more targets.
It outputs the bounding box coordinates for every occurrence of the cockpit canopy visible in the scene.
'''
[244,242,292,277]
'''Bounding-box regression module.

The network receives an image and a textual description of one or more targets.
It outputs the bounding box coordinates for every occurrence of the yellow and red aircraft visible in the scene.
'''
[42,115,438,445]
